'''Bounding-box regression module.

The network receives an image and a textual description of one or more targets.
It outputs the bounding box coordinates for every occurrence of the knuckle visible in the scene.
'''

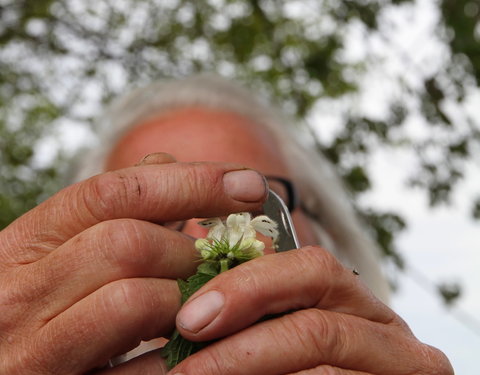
[415,343,454,375]
[298,246,344,276]
[1,351,36,375]
[0,275,21,308]
[83,171,143,220]
[0,272,43,331]
[101,278,165,332]
[0,334,51,374]
[0,289,20,332]
[182,344,235,375]
[279,309,342,362]
[172,165,222,213]
[290,247,345,300]
[228,265,265,297]
[106,278,147,314]
[388,313,413,332]
[92,219,154,272]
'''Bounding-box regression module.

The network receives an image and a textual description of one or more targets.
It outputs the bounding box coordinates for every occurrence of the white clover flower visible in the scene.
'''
[195,212,278,262]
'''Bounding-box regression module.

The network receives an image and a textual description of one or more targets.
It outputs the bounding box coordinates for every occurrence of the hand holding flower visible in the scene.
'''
[162,212,278,368]
[169,246,454,375]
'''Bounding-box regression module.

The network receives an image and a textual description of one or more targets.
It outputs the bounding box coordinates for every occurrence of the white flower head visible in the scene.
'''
[196,212,278,261]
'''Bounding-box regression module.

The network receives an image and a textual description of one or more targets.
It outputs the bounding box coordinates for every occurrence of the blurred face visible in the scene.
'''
[105,107,317,246]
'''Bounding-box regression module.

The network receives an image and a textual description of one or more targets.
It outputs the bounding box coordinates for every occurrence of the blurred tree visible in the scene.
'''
[1,0,478,304]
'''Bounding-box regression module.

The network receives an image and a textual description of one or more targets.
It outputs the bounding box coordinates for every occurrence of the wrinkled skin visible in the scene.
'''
[0,159,269,374]
[0,107,454,374]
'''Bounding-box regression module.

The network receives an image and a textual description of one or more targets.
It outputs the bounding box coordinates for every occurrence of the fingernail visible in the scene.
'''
[223,170,267,202]
[136,152,177,165]
[177,291,224,333]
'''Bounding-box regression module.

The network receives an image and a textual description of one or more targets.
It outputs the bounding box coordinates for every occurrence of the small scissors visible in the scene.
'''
[262,190,300,252]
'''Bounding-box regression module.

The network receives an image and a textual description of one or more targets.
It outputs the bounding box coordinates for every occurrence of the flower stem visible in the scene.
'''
[220,258,230,273]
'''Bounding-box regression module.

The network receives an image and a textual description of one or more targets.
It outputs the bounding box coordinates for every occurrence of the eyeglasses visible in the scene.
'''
[264,176,299,213]
[163,176,300,232]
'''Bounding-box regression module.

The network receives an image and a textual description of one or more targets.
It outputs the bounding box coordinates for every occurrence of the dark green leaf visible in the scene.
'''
[161,329,210,370]
[161,261,220,368]
[438,282,462,306]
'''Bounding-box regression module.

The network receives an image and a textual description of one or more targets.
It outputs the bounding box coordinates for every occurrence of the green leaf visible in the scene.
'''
[183,272,216,301]
[161,260,220,369]
[438,282,462,306]
[161,329,210,370]
[177,279,191,305]
[197,260,219,276]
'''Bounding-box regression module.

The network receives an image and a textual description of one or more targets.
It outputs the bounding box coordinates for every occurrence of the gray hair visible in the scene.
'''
[72,74,390,302]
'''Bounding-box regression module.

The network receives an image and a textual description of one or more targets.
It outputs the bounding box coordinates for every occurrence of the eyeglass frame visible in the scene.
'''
[264,175,299,213]
[162,175,301,232]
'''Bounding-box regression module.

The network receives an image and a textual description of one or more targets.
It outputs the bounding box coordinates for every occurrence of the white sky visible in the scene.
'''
[310,0,480,372]
[364,147,480,375]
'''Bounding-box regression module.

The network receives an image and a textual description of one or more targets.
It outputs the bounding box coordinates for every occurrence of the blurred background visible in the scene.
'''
[0,0,479,372]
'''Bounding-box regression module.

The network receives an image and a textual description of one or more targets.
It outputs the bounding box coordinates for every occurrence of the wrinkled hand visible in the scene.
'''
[0,155,267,374]
[171,247,454,375]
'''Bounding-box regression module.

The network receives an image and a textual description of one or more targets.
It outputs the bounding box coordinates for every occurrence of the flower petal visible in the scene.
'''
[250,215,279,240]
[209,225,226,241]
[197,217,224,228]
[195,238,211,251]
[198,217,225,241]
[226,212,247,229]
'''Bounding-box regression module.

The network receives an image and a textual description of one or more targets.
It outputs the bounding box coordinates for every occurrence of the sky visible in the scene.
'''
[364,147,480,375]
[309,0,480,372]
[367,4,480,372]
[308,115,480,374]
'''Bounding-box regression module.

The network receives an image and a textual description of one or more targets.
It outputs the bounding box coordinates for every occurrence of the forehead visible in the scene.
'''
[105,107,290,176]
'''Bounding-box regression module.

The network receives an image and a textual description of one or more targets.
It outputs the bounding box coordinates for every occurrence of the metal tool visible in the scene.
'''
[262,190,300,252]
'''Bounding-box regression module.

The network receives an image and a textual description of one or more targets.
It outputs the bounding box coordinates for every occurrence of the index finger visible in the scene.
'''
[1,162,267,265]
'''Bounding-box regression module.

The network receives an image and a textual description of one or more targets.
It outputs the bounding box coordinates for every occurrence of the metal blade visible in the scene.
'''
[262,190,300,252]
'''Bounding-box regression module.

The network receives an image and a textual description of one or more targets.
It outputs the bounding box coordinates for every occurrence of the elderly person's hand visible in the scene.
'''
[0,158,268,374]
[170,247,454,375]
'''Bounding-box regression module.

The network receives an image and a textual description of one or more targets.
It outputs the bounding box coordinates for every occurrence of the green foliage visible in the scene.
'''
[438,282,462,306]
[179,262,218,303]
[161,258,219,368]
[1,0,479,307]
[343,166,371,194]
[0,91,66,230]
[440,0,480,85]
[361,210,407,269]
[161,328,211,370]
[472,197,480,220]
